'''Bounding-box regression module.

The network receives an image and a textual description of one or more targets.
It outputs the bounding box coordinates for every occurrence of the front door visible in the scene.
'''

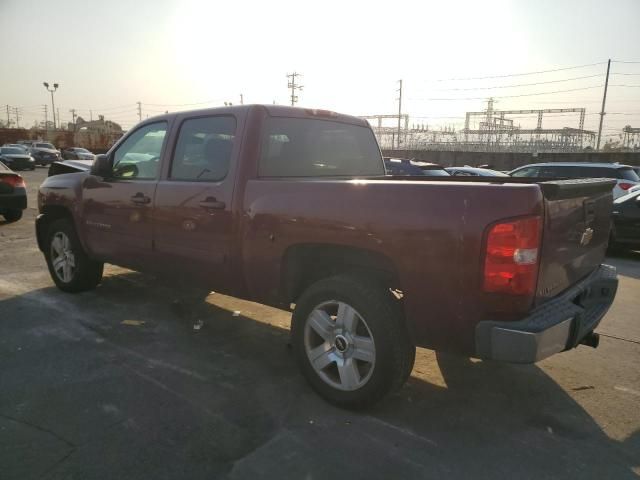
[153,115,237,290]
[82,121,168,269]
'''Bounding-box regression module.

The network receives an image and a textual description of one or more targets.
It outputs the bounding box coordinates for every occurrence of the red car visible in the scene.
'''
[0,161,27,222]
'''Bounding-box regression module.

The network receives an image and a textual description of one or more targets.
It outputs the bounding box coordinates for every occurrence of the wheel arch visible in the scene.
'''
[36,206,76,252]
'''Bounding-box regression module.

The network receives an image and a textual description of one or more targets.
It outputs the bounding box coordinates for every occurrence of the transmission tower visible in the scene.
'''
[287,72,303,106]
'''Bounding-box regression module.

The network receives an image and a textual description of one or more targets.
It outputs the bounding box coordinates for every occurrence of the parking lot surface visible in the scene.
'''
[1,168,639,479]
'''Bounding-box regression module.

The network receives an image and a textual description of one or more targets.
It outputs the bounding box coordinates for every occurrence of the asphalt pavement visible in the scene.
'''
[1,168,638,479]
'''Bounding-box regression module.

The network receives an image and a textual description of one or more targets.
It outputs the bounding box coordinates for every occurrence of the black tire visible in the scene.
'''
[44,218,104,293]
[291,274,415,409]
[3,209,23,222]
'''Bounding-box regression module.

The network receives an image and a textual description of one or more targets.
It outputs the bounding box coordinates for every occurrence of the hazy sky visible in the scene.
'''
[1,0,639,139]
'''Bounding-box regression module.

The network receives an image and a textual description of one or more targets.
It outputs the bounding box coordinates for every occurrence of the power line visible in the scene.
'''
[411,85,604,101]
[142,98,225,107]
[434,62,607,82]
[432,74,602,91]
[612,60,640,64]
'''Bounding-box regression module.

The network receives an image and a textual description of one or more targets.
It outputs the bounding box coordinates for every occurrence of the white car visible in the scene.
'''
[510,162,640,199]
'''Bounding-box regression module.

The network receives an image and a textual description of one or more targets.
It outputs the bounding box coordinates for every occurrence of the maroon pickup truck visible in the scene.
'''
[37,105,618,408]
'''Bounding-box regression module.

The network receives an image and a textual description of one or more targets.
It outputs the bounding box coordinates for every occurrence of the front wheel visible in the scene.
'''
[45,218,104,293]
[292,274,415,409]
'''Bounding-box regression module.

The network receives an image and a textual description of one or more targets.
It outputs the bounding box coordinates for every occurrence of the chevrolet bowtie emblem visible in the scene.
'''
[580,227,594,247]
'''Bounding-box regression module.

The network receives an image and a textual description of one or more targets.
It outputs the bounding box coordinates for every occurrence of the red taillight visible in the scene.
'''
[619,182,633,191]
[1,175,25,188]
[483,216,542,296]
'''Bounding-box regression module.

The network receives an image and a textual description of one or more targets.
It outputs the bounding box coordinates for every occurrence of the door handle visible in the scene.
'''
[131,192,151,204]
[199,197,226,210]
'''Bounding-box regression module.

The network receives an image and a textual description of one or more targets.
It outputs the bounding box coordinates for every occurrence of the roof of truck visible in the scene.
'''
[144,104,369,127]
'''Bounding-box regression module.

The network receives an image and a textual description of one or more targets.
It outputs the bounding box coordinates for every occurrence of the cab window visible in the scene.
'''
[112,122,167,179]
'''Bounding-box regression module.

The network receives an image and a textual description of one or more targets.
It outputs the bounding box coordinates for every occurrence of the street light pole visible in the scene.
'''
[43,82,59,129]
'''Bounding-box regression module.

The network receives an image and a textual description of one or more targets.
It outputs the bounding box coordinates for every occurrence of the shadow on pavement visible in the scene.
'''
[0,271,637,479]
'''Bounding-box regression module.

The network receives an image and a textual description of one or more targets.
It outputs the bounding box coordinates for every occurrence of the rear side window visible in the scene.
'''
[578,167,618,179]
[511,166,539,177]
[537,166,580,178]
[259,117,384,177]
[170,116,236,181]
[617,167,640,182]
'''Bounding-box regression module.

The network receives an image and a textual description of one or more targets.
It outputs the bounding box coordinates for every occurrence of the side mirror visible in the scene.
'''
[91,154,113,178]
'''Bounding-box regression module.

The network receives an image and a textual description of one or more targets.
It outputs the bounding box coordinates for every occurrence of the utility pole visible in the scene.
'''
[57,108,60,129]
[90,109,93,122]
[5,105,10,126]
[240,94,244,105]
[287,72,303,107]
[596,59,611,151]
[13,107,20,128]
[137,101,142,122]
[43,105,48,139]
[69,108,77,126]
[397,80,403,150]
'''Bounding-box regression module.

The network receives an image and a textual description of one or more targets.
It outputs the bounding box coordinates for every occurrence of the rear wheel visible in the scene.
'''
[3,209,22,222]
[292,274,415,409]
[44,218,104,292]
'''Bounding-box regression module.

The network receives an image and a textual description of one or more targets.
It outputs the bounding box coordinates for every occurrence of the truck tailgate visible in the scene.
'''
[535,178,616,304]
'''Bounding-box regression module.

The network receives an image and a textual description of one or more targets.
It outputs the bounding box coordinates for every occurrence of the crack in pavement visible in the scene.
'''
[599,332,640,345]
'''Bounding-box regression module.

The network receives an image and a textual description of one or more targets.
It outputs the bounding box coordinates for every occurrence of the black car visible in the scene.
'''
[0,161,27,222]
[384,158,450,176]
[28,142,61,166]
[610,190,640,250]
[445,166,509,177]
[0,146,35,171]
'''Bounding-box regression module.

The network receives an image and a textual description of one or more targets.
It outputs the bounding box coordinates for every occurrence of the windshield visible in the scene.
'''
[1,147,25,155]
[36,143,55,149]
[617,167,640,182]
[75,148,90,153]
[419,167,450,176]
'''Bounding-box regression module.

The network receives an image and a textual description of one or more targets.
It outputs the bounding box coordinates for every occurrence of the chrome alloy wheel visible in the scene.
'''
[304,301,376,391]
[50,232,76,283]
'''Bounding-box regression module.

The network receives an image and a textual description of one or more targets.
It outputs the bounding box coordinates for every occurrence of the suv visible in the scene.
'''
[510,162,639,199]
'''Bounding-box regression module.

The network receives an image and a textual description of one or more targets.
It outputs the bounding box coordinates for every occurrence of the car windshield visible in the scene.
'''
[75,148,90,153]
[617,167,640,182]
[419,166,450,176]
[1,147,25,155]
[36,143,55,149]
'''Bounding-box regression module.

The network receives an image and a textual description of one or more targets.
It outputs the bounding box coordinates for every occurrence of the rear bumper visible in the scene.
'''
[475,264,618,363]
[0,189,27,210]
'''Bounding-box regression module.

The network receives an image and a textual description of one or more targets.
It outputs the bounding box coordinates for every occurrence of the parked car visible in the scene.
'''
[62,147,95,161]
[0,146,35,171]
[510,162,639,199]
[2,143,29,153]
[446,166,509,177]
[28,142,61,166]
[610,190,640,250]
[384,158,450,176]
[37,105,618,408]
[0,161,27,222]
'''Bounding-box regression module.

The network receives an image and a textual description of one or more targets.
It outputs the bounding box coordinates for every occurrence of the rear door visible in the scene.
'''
[535,179,615,303]
[82,121,168,268]
[152,114,239,290]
